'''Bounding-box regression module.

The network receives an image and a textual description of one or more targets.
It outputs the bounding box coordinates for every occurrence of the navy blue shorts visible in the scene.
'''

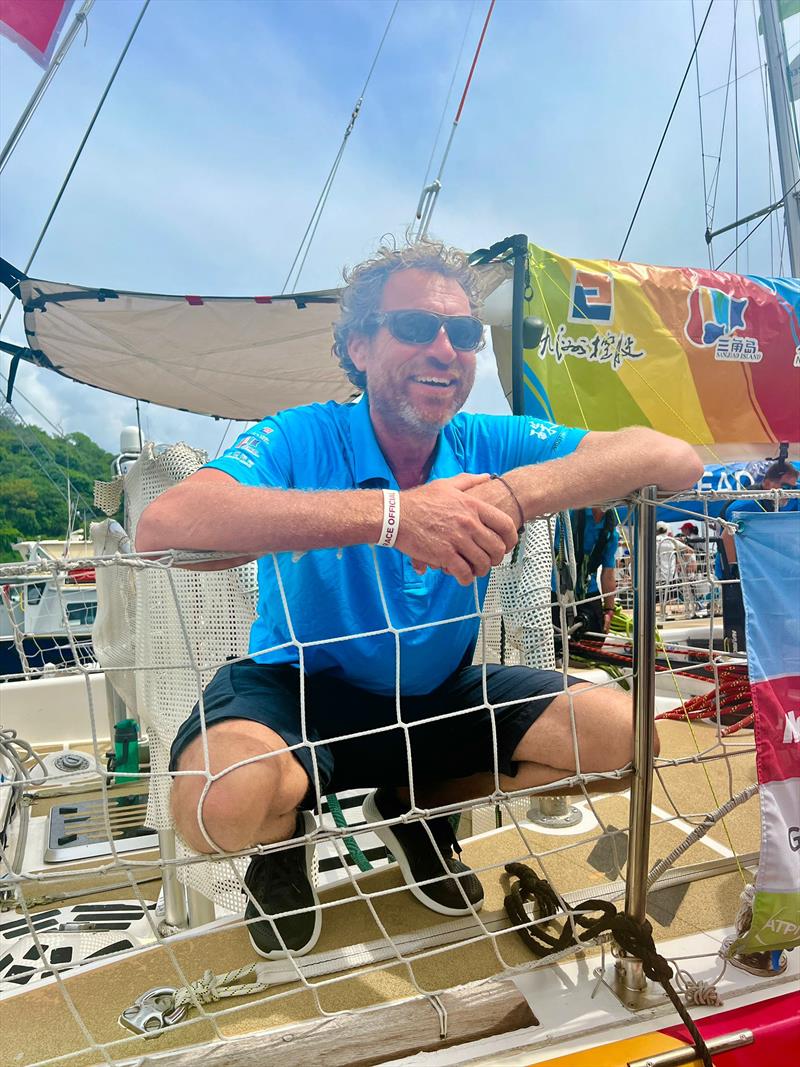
[169,660,580,805]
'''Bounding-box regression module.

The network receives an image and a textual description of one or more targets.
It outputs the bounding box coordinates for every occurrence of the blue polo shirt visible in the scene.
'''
[553,510,619,595]
[205,398,587,696]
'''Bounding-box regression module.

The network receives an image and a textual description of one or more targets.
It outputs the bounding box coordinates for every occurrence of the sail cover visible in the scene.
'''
[0,259,510,421]
[491,243,800,444]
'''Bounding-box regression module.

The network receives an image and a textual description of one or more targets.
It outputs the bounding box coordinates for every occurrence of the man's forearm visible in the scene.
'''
[136,472,383,557]
[600,567,617,610]
[136,469,519,583]
[503,428,703,520]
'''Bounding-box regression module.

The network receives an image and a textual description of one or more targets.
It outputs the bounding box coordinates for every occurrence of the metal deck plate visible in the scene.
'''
[45,792,158,862]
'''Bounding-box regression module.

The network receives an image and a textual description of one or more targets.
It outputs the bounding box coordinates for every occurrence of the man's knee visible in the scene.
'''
[171,757,276,852]
[170,724,307,853]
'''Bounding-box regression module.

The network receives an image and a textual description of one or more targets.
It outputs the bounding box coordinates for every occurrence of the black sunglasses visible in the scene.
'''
[368,309,484,351]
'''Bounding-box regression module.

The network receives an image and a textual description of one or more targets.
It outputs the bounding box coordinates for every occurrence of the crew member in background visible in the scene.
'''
[715,459,798,651]
[719,460,799,573]
[554,506,619,639]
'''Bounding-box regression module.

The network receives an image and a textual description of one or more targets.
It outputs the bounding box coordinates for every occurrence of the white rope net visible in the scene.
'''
[1,463,792,1066]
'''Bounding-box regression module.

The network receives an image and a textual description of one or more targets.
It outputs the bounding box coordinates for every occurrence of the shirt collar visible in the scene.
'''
[348,395,462,487]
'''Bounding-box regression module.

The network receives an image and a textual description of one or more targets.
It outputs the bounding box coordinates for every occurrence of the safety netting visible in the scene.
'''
[1,469,798,1066]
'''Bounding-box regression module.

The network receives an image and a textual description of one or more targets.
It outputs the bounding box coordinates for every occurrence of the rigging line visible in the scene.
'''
[280,0,399,295]
[699,60,764,97]
[0,357,79,441]
[617,0,714,260]
[707,15,738,238]
[0,0,152,336]
[691,0,713,268]
[415,0,496,240]
[0,1,95,176]
[0,409,94,517]
[213,419,233,460]
[418,1,477,194]
[714,177,800,269]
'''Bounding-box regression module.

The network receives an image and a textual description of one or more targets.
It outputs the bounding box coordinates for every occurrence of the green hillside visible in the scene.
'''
[0,412,117,562]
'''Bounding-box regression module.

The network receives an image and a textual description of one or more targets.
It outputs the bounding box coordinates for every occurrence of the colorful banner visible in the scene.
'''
[730,510,800,954]
[0,0,73,68]
[502,243,800,444]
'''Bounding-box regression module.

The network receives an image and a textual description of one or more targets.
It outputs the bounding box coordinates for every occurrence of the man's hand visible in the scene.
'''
[396,473,518,585]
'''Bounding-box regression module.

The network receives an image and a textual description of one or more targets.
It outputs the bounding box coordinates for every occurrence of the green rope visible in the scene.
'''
[326,793,373,872]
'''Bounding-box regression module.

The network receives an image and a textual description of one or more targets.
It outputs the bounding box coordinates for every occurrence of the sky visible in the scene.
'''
[0,0,797,466]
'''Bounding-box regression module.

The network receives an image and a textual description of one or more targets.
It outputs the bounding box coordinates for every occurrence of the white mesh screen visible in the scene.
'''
[93,475,124,516]
[90,519,138,713]
[121,443,259,913]
[477,519,556,670]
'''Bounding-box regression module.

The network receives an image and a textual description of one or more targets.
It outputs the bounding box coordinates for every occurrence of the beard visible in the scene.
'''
[369,369,475,439]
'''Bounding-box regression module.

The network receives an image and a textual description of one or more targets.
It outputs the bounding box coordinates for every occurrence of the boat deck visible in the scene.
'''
[1,718,768,1067]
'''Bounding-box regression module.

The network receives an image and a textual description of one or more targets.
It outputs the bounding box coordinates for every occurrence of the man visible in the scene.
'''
[715,461,798,648]
[553,507,619,639]
[719,460,799,571]
[136,239,703,960]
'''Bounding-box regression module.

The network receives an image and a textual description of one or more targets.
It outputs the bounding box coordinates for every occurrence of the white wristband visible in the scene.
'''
[377,489,400,548]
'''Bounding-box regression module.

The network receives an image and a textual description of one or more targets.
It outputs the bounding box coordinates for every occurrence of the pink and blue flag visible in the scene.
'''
[0,1,73,68]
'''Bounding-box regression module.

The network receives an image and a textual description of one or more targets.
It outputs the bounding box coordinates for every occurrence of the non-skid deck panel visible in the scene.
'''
[2,795,747,1067]
[654,720,760,859]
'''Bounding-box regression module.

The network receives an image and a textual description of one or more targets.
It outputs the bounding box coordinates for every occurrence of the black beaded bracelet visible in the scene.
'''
[490,473,525,530]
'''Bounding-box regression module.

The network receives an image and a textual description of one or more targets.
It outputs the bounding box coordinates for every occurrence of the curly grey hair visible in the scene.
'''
[332,237,483,392]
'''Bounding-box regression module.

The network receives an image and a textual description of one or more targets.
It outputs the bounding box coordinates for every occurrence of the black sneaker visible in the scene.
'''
[243,811,321,959]
[363,788,484,916]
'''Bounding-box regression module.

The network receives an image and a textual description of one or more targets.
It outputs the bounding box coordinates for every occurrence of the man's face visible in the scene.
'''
[349,268,478,438]
[764,470,798,504]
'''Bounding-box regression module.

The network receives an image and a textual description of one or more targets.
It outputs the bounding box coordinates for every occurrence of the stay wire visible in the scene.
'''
[714,177,800,269]
[707,18,738,240]
[618,0,715,260]
[280,0,399,295]
[415,0,496,240]
[418,2,477,194]
[691,0,713,267]
[0,0,152,336]
[0,1,95,176]
[0,410,95,518]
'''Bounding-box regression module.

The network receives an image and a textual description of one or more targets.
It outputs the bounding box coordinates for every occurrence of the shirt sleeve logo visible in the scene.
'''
[528,420,558,440]
[237,431,271,456]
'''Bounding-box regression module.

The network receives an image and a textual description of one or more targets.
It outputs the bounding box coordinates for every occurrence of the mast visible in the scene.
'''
[760,0,800,275]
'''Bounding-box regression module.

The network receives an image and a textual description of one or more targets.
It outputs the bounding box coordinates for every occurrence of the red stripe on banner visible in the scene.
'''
[184,295,204,306]
[254,296,273,304]
[751,674,800,784]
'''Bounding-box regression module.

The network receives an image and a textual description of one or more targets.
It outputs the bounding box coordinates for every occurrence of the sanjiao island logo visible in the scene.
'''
[685,286,763,363]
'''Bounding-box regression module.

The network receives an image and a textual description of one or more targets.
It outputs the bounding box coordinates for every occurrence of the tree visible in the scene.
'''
[0,414,117,562]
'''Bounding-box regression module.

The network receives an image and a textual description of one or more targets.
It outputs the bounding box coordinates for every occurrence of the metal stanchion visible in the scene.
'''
[187,885,216,927]
[611,486,666,1009]
[526,795,582,828]
[157,829,189,934]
